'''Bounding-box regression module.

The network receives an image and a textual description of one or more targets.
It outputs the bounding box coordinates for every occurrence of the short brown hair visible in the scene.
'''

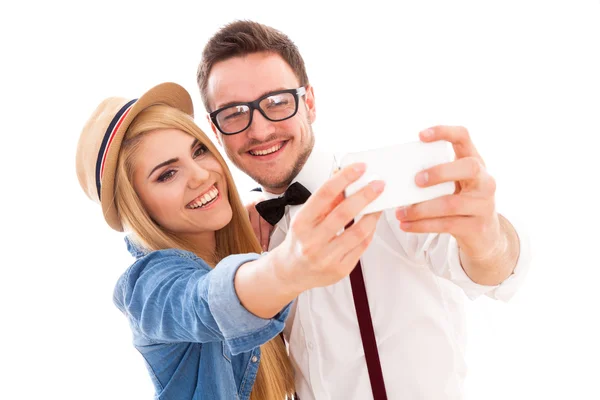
[197,20,309,112]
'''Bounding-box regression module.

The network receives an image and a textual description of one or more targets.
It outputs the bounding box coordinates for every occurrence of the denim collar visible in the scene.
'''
[124,235,150,259]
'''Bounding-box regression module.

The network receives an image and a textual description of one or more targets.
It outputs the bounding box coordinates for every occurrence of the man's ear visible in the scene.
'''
[206,114,222,146]
[304,84,316,123]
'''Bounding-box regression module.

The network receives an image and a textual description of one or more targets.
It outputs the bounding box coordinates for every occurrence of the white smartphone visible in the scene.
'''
[337,140,456,215]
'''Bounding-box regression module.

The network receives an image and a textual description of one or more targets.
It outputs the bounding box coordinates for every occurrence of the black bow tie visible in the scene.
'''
[255,182,312,225]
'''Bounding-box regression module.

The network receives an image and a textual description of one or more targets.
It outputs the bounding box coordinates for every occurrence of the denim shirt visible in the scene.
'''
[113,237,291,400]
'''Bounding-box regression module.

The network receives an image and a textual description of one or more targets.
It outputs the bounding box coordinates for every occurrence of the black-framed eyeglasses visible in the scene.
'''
[209,87,307,135]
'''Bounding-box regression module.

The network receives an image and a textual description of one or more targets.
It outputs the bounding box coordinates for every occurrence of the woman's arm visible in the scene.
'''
[234,164,386,319]
[114,250,289,355]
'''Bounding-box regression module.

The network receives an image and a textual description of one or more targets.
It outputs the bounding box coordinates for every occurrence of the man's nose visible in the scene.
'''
[245,109,277,141]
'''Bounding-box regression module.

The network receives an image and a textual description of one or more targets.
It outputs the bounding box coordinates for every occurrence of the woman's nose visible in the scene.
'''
[187,164,210,189]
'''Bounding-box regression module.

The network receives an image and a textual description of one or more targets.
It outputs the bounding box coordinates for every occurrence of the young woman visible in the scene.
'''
[75,82,383,400]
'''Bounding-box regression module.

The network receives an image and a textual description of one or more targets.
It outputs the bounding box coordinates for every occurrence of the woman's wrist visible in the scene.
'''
[263,248,305,299]
[233,251,301,319]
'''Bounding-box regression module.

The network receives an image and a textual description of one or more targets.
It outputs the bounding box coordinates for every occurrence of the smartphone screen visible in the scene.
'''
[339,141,456,215]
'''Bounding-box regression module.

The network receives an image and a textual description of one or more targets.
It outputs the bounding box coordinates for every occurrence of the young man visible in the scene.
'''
[197,20,530,399]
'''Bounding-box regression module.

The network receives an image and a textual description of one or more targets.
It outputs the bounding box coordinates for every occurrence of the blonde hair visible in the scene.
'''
[114,104,295,399]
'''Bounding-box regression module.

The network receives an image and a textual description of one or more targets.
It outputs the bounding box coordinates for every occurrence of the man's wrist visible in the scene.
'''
[458,214,520,285]
[457,213,504,262]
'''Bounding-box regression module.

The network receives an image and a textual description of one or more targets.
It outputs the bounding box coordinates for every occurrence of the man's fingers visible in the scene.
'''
[415,156,492,189]
[396,194,494,222]
[399,215,485,237]
[419,126,481,161]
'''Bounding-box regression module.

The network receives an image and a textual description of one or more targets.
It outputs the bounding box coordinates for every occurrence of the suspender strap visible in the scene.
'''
[282,218,388,399]
[347,220,388,399]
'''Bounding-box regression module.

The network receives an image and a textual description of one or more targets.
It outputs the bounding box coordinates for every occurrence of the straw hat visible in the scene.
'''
[76,82,194,232]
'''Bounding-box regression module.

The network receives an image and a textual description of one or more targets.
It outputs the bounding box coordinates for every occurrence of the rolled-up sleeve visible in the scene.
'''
[207,253,291,354]
[384,209,532,301]
[114,250,291,355]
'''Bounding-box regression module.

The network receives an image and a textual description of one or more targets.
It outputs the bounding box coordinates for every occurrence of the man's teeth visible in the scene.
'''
[250,143,283,156]
[188,187,219,209]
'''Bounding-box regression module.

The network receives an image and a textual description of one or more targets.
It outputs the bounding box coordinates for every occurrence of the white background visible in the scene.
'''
[1,0,599,399]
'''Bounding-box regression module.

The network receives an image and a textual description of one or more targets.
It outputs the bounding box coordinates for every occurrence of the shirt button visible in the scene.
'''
[251,356,258,362]
[307,342,314,350]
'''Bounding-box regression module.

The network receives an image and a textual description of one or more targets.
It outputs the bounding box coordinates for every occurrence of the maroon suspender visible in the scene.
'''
[264,184,387,399]
[284,218,388,399]
[347,219,388,399]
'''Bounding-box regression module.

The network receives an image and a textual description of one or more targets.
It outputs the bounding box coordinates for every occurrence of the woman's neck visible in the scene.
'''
[180,231,217,262]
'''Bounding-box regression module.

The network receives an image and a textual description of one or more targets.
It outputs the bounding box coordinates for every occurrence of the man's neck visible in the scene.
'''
[261,146,336,197]
[263,184,289,195]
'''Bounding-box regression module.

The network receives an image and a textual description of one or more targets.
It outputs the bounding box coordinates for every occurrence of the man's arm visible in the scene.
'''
[396,126,523,287]
[458,213,520,286]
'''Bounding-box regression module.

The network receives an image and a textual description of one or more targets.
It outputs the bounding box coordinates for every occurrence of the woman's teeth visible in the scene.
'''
[250,142,283,156]
[188,187,219,209]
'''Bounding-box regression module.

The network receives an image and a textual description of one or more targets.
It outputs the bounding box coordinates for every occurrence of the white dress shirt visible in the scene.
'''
[262,144,531,400]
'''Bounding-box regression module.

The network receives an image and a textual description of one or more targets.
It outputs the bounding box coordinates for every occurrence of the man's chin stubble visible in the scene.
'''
[238,129,314,191]
[253,172,294,192]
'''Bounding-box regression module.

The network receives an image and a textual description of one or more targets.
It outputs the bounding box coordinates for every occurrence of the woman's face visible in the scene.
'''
[132,128,232,244]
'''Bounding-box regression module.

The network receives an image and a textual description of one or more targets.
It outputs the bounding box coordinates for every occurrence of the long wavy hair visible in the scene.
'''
[113,104,295,400]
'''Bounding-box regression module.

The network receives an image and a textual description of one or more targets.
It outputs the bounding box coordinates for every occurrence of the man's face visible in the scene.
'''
[206,52,316,193]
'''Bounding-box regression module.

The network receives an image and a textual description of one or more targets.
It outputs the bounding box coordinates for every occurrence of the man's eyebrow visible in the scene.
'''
[214,87,287,110]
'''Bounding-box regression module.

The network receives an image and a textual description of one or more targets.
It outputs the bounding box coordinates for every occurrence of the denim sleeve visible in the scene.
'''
[114,250,291,355]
